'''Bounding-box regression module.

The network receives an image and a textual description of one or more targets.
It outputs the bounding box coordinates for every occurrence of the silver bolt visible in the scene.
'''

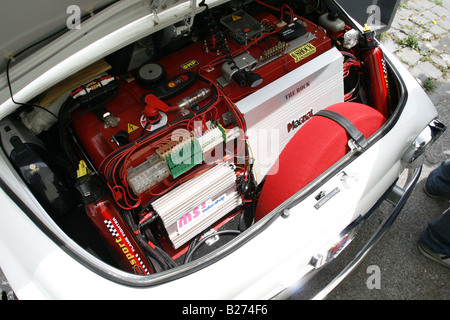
[281,209,290,218]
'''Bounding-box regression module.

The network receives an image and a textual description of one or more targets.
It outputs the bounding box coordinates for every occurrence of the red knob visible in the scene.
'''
[143,94,169,121]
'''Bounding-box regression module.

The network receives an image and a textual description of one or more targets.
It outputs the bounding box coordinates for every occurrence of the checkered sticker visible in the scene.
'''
[104,219,119,237]
[135,253,149,275]
[103,219,150,275]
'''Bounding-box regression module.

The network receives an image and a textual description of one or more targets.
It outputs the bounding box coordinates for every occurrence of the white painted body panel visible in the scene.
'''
[0,0,438,299]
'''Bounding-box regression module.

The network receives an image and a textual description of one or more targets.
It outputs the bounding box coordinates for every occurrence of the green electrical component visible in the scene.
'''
[217,123,227,142]
[165,139,204,178]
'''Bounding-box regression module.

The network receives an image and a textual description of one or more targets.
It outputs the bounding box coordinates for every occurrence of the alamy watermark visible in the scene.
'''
[167,122,281,175]
[366,265,381,290]
[66,5,81,30]
[65,3,385,30]
[366,5,382,29]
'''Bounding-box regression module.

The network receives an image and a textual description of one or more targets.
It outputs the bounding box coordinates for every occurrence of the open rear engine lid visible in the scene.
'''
[334,0,401,33]
[0,0,116,73]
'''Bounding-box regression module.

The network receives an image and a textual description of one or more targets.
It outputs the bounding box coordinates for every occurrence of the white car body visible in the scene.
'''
[0,0,445,300]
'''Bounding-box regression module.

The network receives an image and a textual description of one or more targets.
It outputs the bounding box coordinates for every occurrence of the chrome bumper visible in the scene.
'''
[403,119,446,165]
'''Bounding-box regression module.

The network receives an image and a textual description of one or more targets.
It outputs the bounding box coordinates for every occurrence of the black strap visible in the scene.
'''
[315,109,368,149]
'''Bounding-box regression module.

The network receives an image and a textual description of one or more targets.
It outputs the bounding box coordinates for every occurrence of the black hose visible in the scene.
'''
[123,211,178,271]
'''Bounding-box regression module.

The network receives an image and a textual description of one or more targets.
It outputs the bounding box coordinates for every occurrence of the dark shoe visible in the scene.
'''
[423,183,440,199]
[418,239,450,269]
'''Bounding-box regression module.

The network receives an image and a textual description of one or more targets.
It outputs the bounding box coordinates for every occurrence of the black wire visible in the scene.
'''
[56,79,121,171]
[123,211,177,271]
[184,230,241,263]
[193,72,219,115]
[56,97,81,171]
[4,2,118,120]
[184,234,202,264]
[6,59,59,119]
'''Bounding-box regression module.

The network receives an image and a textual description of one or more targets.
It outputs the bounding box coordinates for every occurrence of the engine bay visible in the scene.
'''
[1,0,399,275]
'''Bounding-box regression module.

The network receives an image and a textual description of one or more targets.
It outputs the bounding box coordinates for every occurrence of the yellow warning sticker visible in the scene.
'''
[289,43,316,63]
[127,123,140,134]
[232,15,241,21]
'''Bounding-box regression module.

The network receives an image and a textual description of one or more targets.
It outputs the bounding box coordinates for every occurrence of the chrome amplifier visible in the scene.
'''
[151,163,241,249]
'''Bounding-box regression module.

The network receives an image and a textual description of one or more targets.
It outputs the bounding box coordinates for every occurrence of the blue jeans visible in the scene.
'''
[421,159,450,256]
[425,159,450,197]
[421,208,450,256]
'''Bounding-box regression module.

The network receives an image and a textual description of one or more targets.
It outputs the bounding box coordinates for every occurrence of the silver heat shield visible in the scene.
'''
[151,163,241,249]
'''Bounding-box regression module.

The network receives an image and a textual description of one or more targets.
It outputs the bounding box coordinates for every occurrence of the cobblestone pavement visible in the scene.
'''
[326,0,450,300]
[381,0,450,105]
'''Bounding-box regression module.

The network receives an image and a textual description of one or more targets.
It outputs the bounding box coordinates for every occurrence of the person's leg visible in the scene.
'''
[424,159,450,198]
[418,208,450,268]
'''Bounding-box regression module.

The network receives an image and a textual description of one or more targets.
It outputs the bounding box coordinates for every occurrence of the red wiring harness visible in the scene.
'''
[97,7,288,214]
[342,51,362,101]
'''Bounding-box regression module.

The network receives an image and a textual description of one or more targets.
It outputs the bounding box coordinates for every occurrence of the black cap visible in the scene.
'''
[75,175,105,204]
[245,71,264,88]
